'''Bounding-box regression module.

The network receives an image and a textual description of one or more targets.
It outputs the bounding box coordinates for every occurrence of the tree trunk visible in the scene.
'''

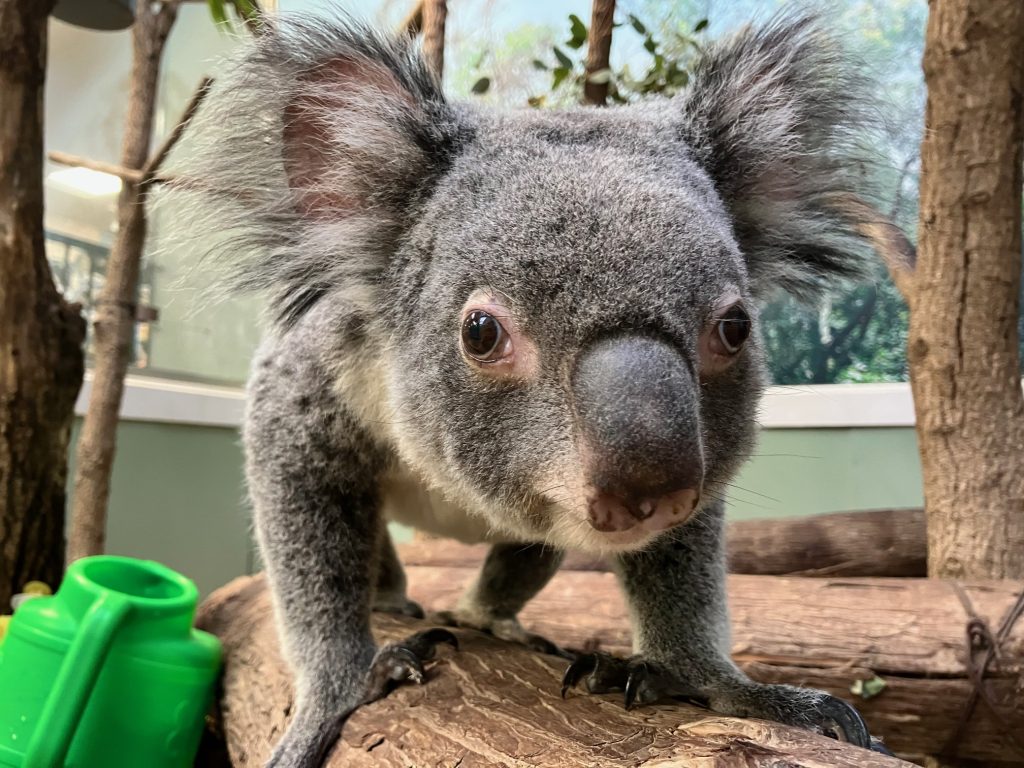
[67,0,178,562]
[420,0,446,81]
[0,0,86,607]
[583,0,615,106]
[909,0,1024,579]
[196,572,1023,765]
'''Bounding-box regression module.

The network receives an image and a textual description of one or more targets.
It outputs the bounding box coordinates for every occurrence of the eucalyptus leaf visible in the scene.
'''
[552,66,571,90]
[628,14,646,35]
[567,14,588,49]
[553,46,573,70]
[532,59,549,71]
[694,18,709,32]
[470,77,491,95]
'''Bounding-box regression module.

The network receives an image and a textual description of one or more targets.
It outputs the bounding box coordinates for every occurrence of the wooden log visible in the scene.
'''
[196,575,910,768]
[398,508,928,577]
[196,571,1023,765]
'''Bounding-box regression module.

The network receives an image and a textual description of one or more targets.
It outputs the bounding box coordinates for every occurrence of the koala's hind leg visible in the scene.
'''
[432,542,569,657]
[372,526,424,618]
[562,502,879,751]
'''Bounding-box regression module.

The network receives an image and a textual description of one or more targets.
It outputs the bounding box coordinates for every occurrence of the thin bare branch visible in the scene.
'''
[48,151,144,184]
[142,76,214,180]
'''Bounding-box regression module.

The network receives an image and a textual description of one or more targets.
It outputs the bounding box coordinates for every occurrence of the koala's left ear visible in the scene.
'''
[679,12,891,300]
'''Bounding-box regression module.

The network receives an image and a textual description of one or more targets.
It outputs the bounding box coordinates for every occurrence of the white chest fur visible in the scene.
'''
[378,468,507,544]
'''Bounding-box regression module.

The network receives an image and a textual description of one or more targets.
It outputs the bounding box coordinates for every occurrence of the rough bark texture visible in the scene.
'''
[196,574,915,768]
[196,571,1023,765]
[583,0,616,106]
[67,0,179,562]
[910,0,1024,579]
[420,0,446,82]
[0,0,86,607]
[401,509,928,577]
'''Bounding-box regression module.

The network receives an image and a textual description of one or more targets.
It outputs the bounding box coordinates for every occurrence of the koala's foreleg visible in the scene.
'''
[246,344,453,768]
[563,502,873,748]
[433,542,569,657]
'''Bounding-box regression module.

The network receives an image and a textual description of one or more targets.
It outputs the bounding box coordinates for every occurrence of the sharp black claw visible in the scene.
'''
[561,654,597,698]
[623,662,647,710]
[403,627,459,659]
[817,695,871,748]
[870,738,894,756]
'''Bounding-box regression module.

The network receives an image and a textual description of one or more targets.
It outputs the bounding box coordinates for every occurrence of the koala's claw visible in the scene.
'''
[561,652,700,707]
[362,628,458,704]
[814,695,872,748]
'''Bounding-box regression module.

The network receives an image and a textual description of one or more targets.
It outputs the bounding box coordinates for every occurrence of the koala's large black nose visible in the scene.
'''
[572,336,703,530]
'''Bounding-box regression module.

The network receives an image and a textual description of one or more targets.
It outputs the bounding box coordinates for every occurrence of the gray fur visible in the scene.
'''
[178,10,886,766]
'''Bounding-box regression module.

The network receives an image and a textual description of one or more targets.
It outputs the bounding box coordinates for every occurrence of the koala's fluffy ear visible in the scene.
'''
[180,18,462,326]
[679,12,881,300]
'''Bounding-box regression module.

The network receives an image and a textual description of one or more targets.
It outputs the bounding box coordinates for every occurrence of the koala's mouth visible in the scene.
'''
[587,488,700,535]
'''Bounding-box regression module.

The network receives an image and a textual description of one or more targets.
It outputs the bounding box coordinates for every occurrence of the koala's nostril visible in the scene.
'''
[587,487,701,534]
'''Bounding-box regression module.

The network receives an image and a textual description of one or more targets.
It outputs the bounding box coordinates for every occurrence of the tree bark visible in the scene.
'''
[420,0,446,81]
[583,0,615,106]
[400,509,929,577]
[67,0,179,562]
[910,0,1024,579]
[196,572,1023,765]
[0,0,86,607]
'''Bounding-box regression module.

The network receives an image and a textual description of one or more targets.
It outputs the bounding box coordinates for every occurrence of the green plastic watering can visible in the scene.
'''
[0,556,221,768]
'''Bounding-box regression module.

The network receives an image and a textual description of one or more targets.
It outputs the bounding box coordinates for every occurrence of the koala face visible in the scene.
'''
[387,112,763,553]
[183,14,886,554]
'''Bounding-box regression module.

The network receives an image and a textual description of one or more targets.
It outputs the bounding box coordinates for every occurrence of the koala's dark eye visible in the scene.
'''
[462,310,507,361]
[714,305,751,355]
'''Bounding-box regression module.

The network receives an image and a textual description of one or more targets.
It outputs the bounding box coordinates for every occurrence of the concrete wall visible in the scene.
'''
[71,417,923,596]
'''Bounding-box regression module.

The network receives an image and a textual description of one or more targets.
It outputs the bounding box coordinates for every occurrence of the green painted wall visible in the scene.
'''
[74,422,923,596]
[68,421,252,597]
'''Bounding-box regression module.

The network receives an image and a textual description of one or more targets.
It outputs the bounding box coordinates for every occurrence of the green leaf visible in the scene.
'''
[527,95,546,109]
[470,77,491,95]
[552,66,571,90]
[694,18,709,32]
[553,46,573,70]
[643,36,657,54]
[206,0,230,27]
[628,14,647,35]
[567,13,588,49]
[850,675,887,700]
[587,68,612,84]
[532,58,549,71]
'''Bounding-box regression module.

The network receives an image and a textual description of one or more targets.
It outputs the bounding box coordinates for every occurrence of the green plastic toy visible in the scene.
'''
[0,556,221,768]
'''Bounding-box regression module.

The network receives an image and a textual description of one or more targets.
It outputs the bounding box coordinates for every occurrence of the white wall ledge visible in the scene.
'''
[76,374,922,430]
[75,372,245,429]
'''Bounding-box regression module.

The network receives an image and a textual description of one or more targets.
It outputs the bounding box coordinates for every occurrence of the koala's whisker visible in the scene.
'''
[716,481,780,504]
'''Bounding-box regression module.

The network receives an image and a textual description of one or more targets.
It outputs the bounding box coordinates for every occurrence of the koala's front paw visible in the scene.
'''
[560,653,879,751]
[362,628,459,704]
[429,609,571,658]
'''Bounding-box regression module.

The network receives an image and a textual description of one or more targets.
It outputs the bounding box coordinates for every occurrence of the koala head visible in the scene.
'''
[188,12,888,554]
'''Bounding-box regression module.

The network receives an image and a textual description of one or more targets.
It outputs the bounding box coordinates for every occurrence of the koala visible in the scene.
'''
[181,8,898,767]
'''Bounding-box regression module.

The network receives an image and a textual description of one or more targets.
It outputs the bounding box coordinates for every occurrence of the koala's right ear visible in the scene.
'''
[180,18,463,326]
